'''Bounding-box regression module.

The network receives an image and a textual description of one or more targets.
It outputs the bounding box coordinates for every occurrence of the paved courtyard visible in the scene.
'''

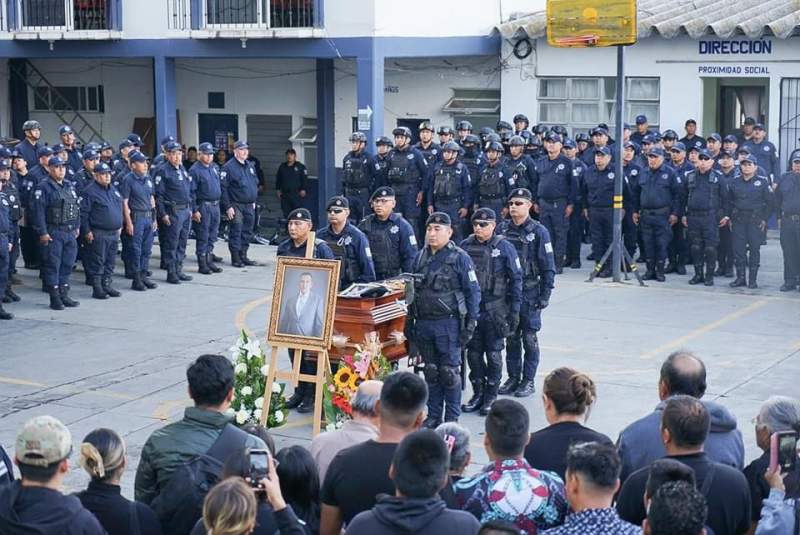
[1,234,798,496]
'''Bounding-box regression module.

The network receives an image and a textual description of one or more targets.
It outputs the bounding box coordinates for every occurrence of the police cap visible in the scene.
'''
[198,142,215,154]
[165,141,182,152]
[485,141,504,153]
[791,154,800,163]
[513,113,529,124]
[160,135,176,146]
[99,141,112,151]
[441,141,460,152]
[707,133,722,143]
[392,126,412,139]
[51,143,65,153]
[456,120,473,132]
[552,125,568,136]
[58,125,73,135]
[507,188,533,202]
[10,149,21,160]
[642,134,655,145]
[562,138,576,149]
[723,135,737,143]
[418,121,434,133]
[370,187,395,201]
[590,127,608,137]
[543,132,562,144]
[37,146,54,158]
[696,148,712,160]
[737,147,751,155]
[288,208,312,222]
[471,207,496,222]
[670,142,686,153]
[647,147,666,158]
[16,416,72,467]
[662,129,678,140]
[129,151,148,163]
[127,133,144,146]
[82,149,99,160]
[508,135,526,147]
[623,123,632,130]
[635,114,648,124]
[0,147,12,159]
[623,141,638,151]
[234,140,249,149]
[527,135,542,147]
[0,160,10,171]
[575,133,590,143]
[119,139,134,150]
[718,150,734,159]
[592,146,611,156]
[463,134,480,146]
[426,212,451,226]
[479,126,495,138]
[47,156,66,167]
[94,162,112,174]
[743,117,756,126]
[22,120,41,131]
[741,154,757,165]
[753,123,765,131]
[437,126,453,136]
[375,136,393,147]
[326,196,349,211]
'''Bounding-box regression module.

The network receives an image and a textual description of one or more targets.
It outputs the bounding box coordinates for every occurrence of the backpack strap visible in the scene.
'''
[206,423,250,463]
[699,462,716,496]
[129,501,141,535]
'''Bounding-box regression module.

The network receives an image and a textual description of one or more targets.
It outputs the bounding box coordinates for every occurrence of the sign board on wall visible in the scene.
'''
[696,39,772,76]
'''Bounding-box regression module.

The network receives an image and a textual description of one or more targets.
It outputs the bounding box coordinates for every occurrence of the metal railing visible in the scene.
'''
[167,0,191,30]
[17,0,110,31]
[167,0,317,30]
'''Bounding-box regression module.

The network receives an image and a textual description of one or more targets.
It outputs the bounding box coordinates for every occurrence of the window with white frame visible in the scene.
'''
[537,77,660,136]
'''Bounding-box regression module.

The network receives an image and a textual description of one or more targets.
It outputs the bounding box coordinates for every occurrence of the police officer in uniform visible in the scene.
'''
[563,138,588,269]
[584,127,613,167]
[622,141,644,262]
[221,140,260,268]
[119,151,158,292]
[372,136,393,187]
[437,126,455,147]
[460,208,521,416]
[727,155,772,289]
[666,142,694,275]
[317,196,376,290]
[190,142,223,275]
[13,149,40,270]
[406,212,480,427]
[456,120,473,145]
[275,148,308,219]
[631,148,684,282]
[386,127,428,239]
[682,149,728,287]
[473,141,510,221]
[513,114,533,142]
[505,136,537,192]
[277,208,335,414]
[715,151,738,277]
[80,162,123,299]
[583,146,631,277]
[1,162,22,303]
[31,156,81,311]
[776,155,800,291]
[15,120,41,170]
[74,150,100,196]
[742,123,779,184]
[155,142,193,284]
[341,132,374,223]
[112,140,134,188]
[58,125,83,173]
[460,134,485,186]
[532,132,576,273]
[358,187,418,281]
[428,141,472,242]
[0,163,16,318]
[415,122,441,168]
[498,189,555,398]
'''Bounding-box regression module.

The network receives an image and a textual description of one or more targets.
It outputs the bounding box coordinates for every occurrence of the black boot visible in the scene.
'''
[131,272,146,291]
[704,260,715,286]
[748,268,758,289]
[197,255,212,275]
[780,282,798,292]
[665,261,677,274]
[230,250,244,268]
[102,277,121,297]
[479,382,499,416]
[92,276,108,299]
[49,287,65,310]
[643,262,656,280]
[123,263,135,280]
[514,379,536,398]
[141,271,158,289]
[241,247,259,266]
[60,284,79,307]
[206,254,223,273]
[461,382,484,413]
[0,302,12,320]
[285,386,304,410]
[297,391,315,414]
[655,261,666,282]
[676,262,687,275]
[498,376,519,396]
[688,266,704,285]
[729,269,746,287]
[211,253,224,263]
[177,263,193,281]
[3,287,20,303]
[166,267,181,284]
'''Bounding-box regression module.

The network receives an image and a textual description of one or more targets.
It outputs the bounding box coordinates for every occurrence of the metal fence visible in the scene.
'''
[203,0,316,28]
[19,0,110,31]
[780,78,800,174]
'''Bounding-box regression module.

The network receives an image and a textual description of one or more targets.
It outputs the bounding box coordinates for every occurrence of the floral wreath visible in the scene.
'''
[228,330,288,428]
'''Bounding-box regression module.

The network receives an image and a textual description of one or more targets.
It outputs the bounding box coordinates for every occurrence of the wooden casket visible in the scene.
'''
[330,289,408,362]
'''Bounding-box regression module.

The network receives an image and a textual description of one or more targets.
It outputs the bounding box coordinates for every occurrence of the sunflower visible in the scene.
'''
[334,367,357,391]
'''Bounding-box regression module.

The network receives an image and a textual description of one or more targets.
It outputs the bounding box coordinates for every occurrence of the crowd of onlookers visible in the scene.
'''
[1,351,798,535]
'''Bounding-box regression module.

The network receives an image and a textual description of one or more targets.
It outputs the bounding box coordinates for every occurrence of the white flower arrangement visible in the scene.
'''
[229,330,288,429]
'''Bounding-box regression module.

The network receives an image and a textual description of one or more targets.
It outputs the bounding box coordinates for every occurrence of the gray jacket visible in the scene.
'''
[755,489,796,535]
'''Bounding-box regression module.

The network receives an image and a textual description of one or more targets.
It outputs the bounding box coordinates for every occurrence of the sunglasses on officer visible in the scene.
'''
[472,221,492,228]
[508,200,527,206]
[327,208,346,214]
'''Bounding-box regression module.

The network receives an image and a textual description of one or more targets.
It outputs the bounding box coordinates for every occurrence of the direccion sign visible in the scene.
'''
[699,39,772,54]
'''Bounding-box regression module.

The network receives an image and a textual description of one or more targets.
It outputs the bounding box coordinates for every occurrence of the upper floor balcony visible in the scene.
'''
[6,0,123,40]
[167,0,323,38]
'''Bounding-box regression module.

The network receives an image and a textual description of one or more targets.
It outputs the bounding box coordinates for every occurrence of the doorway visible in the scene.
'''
[702,78,768,137]
[198,113,239,151]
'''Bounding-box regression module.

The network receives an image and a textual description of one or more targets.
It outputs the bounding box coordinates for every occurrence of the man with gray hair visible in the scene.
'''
[311,379,382,482]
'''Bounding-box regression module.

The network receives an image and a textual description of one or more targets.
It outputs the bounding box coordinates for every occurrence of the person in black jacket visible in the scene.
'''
[276,446,320,534]
[345,429,480,535]
[75,427,162,535]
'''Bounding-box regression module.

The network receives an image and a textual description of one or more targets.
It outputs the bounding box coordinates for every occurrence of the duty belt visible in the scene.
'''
[732,209,757,219]
[539,197,567,206]
[641,207,670,216]
[345,186,369,194]
[201,200,219,206]
[688,208,714,216]
[49,223,78,231]
[92,228,120,235]
[171,203,189,211]
[132,209,153,217]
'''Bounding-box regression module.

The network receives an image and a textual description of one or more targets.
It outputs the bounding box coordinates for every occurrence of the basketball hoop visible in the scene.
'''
[554,35,600,47]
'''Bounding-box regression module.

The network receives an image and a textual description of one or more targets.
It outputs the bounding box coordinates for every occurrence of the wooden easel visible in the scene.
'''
[260,232,332,436]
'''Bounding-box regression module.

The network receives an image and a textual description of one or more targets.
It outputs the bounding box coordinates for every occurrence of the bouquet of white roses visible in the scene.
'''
[228,330,288,428]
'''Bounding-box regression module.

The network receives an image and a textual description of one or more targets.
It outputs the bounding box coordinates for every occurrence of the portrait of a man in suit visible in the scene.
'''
[278,270,325,338]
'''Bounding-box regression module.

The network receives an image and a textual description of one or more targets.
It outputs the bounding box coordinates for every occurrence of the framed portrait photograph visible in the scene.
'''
[268,257,341,349]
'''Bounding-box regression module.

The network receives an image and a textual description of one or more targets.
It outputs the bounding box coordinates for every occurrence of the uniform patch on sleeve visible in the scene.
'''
[468,270,477,282]
[364,246,372,258]
[515,257,521,270]
[544,241,553,253]
[409,235,417,246]
[34,190,42,199]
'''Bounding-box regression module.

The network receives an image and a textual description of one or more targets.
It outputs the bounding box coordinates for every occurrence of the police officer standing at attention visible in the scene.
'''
[429,141,472,242]
[505,136,537,192]
[341,132,374,223]
[14,148,39,271]
[682,149,728,287]
[679,119,706,152]
[317,195,376,290]
[372,136,393,187]
[666,142,694,275]
[456,121,473,145]
[31,156,81,311]
[112,140,134,188]
[386,127,428,238]
[631,147,684,282]
[583,146,631,278]
[513,114,533,142]
[80,162,123,300]
[275,148,308,219]
[0,162,21,303]
[630,115,654,146]
[460,208,521,416]
[415,122,441,168]
[406,212,480,427]
[358,187,418,281]
[742,123,779,184]
[498,189,555,398]
[58,125,83,173]
[473,141,511,221]
[775,155,800,291]
[119,151,158,292]
[728,155,772,289]
[460,134,485,186]
[715,151,738,278]
[190,142,223,275]
[74,150,100,196]
[563,138,588,269]
[532,132,576,273]
[437,126,455,147]
[155,142,193,284]
[277,208,334,413]
[221,140,260,268]
[15,120,41,170]
[0,164,15,319]
[583,127,613,167]
[622,141,644,262]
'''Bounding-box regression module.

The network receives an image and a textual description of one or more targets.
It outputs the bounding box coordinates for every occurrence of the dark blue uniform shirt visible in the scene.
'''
[533,154,577,204]
[429,161,473,209]
[685,169,728,214]
[412,241,481,323]
[14,140,40,170]
[31,177,80,235]
[633,163,684,216]
[119,171,155,212]
[80,181,124,232]
[221,158,259,208]
[276,237,335,259]
[459,235,522,315]
[727,174,772,221]
[583,164,631,208]
[775,172,800,215]
[742,139,779,180]
[154,163,191,217]
[358,212,418,276]
[317,222,377,286]
[189,161,222,210]
[497,217,556,300]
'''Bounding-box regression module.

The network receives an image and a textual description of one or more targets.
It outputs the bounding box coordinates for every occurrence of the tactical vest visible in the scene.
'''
[417,144,439,168]
[360,216,401,279]
[375,156,389,174]
[433,165,462,202]
[412,245,465,320]
[387,150,421,187]
[503,221,540,290]
[45,183,80,226]
[686,170,720,212]
[322,232,362,286]
[462,235,508,305]
[461,152,481,179]
[478,165,505,200]
[343,154,369,189]
[4,183,21,221]
[508,158,531,190]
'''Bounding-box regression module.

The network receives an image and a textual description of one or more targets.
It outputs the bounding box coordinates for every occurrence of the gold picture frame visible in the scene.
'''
[267,256,341,350]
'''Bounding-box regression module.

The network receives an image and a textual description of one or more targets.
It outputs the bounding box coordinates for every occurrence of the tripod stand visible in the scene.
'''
[586,236,645,286]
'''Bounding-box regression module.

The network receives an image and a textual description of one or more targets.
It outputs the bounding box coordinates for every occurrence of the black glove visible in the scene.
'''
[460,319,477,346]
[537,298,550,310]
[404,318,416,342]
[507,312,520,335]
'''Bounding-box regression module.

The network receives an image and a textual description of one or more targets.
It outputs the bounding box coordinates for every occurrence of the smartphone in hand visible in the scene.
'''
[769,431,798,473]
[249,449,271,488]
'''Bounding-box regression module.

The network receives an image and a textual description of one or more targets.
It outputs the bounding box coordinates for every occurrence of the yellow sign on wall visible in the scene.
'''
[547,0,637,48]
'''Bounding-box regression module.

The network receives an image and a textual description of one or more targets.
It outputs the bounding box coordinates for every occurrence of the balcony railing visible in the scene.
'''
[15,0,118,31]
[167,0,320,31]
